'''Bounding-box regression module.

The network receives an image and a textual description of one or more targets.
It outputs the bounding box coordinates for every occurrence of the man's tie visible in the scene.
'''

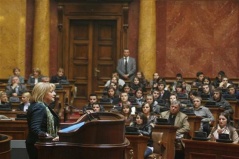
[14,86,19,95]
[124,57,128,74]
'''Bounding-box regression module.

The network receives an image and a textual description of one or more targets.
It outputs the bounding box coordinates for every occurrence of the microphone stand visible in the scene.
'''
[64,103,82,122]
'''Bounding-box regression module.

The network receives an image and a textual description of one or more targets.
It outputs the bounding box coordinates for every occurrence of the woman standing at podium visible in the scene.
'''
[26,82,59,159]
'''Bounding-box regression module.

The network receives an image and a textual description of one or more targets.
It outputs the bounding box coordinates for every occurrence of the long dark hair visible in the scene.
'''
[134,112,148,128]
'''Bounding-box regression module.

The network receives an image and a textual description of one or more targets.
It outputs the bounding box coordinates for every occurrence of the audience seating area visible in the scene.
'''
[1,76,239,159]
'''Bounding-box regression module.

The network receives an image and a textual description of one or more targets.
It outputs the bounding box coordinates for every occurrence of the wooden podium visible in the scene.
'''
[35,112,130,159]
[0,134,12,159]
[125,135,149,159]
[153,125,178,159]
[188,115,202,137]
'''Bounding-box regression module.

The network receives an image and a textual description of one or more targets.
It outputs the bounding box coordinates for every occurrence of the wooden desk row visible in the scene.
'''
[0,120,28,140]
[0,116,214,159]
[183,139,239,159]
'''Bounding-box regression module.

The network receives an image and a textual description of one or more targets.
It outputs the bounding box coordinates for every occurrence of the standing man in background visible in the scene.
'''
[117,49,136,81]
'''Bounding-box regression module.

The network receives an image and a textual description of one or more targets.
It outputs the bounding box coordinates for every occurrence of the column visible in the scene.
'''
[32,0,50,76]
[138,0,156,80]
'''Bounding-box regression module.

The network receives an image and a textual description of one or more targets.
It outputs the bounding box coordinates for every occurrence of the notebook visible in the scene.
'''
[201,94,210,100]
[182,109,195,115]
[156,118,171,125]
[205,101,216,107]
[125,126,139,135]
[0,104,12,111]
[15,114,27,120]
[216,134,233,143]
[223,94,236,101]
[192,131,209,141]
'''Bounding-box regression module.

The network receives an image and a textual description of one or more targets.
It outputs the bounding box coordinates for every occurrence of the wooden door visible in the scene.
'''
[68,20,117,106]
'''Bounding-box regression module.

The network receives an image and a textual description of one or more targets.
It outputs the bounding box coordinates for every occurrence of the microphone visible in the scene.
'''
[64,103,83,122]
[85,110,100,121]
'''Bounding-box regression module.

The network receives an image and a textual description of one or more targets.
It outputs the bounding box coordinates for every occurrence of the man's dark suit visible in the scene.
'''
[6,84,28,96]
[116,56,136,80]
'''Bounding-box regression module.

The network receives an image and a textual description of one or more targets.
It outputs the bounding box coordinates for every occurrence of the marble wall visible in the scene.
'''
[0,0,26,78]
[129,0,239,79]
[157,0,239,78]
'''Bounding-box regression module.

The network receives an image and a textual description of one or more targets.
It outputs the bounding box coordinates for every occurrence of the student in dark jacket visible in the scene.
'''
[130,112,153,158]
[50,67,68,83]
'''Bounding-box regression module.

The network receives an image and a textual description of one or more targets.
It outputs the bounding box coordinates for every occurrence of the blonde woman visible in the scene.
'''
[26,82,59,159]
[18,92,31,112]
[27,68,43,85]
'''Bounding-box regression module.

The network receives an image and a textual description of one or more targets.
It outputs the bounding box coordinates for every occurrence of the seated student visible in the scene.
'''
[152,88,164,106]
[104,76,121,93]
[149,72,166,88]
[107,81,121,97]
[145,94,160,115]
[213,71,225,88]
[172,78,191,94]
[157,81,171,104]
[27,67,43,85]
[208,112,239,144]
[181,79,192,93]
[202,77,215,93]
[224,84,239,100]
[130,112,154,158]
[141,102,157,125]
[129,88,145,109]
[165,93,178,108]
[100,86,120,105]
[219,76,232,93]
[118,92,135,115]
[165,93,188,111]
[104,72,125,88]
[6,76,28,97]
[121,103,134,125]
[191,71,204,92]
[134,88,145,107]
[122,83,134,97]
[209,88,233,116]
[8,67,25,84]
[0,92,12,110]
[193,96,214,135]
[130,77,146,94]
[83,94,105,113]
[50,68,68,84]
[135,71,149,88]
[200,84,213,100]
[171,73,183,92]
[160,100,190,138]
[92,102,104,112]
[174,82,188,99]
[18,92,31,112]
[188,90,200,106]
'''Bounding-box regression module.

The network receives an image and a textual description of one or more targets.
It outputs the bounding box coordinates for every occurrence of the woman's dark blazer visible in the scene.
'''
[18,103,24,111]
[26,102,59,144]
[27,76,42,85]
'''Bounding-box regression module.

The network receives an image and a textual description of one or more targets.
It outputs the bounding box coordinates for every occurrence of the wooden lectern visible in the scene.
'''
[125,135,149,159]
[153,125,178,159]
[0,134,12,159]
[35,112,130,159]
